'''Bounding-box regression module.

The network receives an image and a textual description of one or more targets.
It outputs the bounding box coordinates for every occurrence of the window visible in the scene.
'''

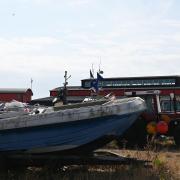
[83,78,176,88]
[160,95,180,112]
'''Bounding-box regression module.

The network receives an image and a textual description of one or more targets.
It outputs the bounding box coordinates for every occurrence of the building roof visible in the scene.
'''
[31,96,55,102]
[0,88,33,94]
[50,75,180,92]
[82,75,180,81]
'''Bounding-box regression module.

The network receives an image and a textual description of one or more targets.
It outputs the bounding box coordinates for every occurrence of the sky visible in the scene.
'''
[0,0,180,99]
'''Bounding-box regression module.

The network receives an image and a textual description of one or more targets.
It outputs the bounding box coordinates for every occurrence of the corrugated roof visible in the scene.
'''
[82,75,180,81]
[0,88,32,93]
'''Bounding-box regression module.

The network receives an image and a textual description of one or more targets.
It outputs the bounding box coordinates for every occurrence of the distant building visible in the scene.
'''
[31,75,180,106]
[0,88,33,103]
[50,75,180,101]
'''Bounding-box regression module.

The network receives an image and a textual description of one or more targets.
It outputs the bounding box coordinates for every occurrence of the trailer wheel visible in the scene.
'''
[174,127,180,146]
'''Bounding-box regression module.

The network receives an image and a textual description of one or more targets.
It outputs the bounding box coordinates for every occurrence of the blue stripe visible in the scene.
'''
[0,112,140,152]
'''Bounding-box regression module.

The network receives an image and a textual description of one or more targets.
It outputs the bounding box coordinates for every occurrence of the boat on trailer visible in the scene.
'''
[0,97,146,155]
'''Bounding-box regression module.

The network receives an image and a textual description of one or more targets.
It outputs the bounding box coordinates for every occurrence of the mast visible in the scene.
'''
[30,78,33,90]
[63,71,71,105]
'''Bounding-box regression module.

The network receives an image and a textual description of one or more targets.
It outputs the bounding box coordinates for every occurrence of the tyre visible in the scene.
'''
[174,127,180,146]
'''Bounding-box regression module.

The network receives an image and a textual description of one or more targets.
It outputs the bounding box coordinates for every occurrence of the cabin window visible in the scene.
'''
[175,95,180,111]
[160,95,180,112]
[160,96,171,112]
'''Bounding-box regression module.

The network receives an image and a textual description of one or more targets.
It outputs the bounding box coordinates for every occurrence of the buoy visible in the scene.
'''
[156,121,168,134]
[146,121,157,135]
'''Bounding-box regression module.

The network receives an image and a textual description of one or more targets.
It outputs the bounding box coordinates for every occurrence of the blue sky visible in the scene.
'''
[0,0,180,99]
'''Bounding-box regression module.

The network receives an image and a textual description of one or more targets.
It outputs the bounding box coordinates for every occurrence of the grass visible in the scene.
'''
[0,154,174,180]
[104,138,179,179]
[0,164,161,180]
[0,139,179,180]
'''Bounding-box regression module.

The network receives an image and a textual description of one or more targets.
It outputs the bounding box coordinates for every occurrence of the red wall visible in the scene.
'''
[68,90,91,96]
[50,89,125,97]
[160,89,180,95]
[98,89,124,96]
[124,88,180,96]
[50,90,91,97]
[0,93,22,102]
[50,88,180,98]
[50,91,57,96]
[0,90,33,103]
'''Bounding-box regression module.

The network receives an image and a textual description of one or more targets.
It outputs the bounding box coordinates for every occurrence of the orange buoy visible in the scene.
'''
[156,121,168,134]
[146,121,157,135]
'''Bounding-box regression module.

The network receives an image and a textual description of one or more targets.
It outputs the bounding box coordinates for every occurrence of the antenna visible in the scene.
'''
[98,56,103,74]
[91,63,94,76]
[64,71,71,87]
[30,78,33,90]
[98,56,101,73]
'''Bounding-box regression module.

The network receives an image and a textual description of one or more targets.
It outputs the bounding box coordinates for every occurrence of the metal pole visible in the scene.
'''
[63,71,71,105]
[30,78,33,90]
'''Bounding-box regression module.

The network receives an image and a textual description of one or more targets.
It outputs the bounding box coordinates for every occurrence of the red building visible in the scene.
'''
[50,75,180,105]
[0,88,33,103]
[31,75,180,107]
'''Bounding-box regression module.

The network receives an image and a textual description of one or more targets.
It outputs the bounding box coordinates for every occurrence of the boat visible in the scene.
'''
[0,97,146,155]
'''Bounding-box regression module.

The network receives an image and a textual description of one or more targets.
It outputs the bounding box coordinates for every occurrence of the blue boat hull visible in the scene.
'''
[0,112,140,154]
